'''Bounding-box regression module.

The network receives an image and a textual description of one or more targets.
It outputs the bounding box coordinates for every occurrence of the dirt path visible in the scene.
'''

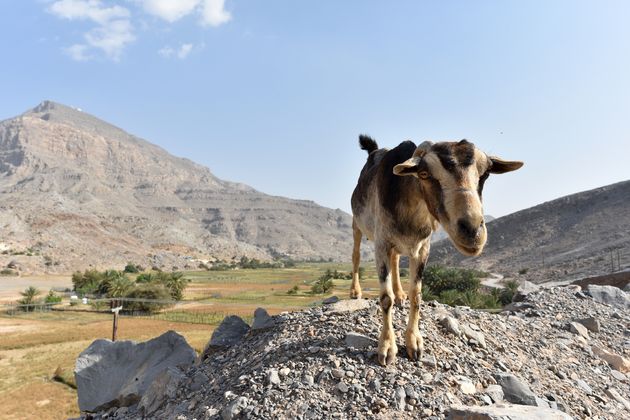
[480,273,505,289]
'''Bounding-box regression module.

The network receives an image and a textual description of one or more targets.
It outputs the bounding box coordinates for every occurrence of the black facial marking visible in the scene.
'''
[454,140,475,167]
[380,294,392,312]
[432,144,456,172]
[379,263,389,283]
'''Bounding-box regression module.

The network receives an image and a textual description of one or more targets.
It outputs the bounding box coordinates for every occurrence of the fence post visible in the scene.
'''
[111,305,123,341]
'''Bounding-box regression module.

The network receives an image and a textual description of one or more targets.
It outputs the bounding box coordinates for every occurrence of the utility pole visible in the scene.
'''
[111,305,123,341]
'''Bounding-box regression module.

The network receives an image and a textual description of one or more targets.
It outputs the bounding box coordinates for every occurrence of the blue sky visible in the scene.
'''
[1,1,629,217]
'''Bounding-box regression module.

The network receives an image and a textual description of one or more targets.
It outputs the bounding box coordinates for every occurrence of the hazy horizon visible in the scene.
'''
[1,1,629,217]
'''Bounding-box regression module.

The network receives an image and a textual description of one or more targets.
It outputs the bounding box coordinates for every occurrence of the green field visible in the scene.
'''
[0,262,381,420]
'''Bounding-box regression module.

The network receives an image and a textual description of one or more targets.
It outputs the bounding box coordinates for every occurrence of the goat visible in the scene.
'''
[350,136,523,366]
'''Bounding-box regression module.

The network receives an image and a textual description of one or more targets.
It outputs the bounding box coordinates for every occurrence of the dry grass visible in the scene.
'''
[0,263,384,418]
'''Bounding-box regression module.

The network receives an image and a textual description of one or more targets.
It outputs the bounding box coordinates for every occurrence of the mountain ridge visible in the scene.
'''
[0,101,359,273]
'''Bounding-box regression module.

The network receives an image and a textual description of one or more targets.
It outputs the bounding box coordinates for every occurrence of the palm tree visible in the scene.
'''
[107,274,133,307]
[19,286,41,311]
[162,272,187,301]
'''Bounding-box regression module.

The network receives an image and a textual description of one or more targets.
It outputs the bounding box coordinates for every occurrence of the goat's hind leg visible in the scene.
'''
[391,252,407,306]
[377,243,397,366]
[350,219,363,299]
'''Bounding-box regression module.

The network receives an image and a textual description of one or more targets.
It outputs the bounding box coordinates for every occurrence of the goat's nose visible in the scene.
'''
[457,218,483,240]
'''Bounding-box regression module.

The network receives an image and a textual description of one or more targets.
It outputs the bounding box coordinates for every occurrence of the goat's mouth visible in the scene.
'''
[453,241,484,256]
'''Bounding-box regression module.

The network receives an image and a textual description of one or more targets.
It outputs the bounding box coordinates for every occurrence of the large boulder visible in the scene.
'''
[204,315,250,354]
[585,285,630,309]
[447,403,573,420]
[75,331,196,413]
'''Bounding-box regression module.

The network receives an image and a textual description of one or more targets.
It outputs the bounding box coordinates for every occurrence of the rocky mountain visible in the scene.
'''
[77,284,630,419]
[0,101,356,272]
[430,180,630,284]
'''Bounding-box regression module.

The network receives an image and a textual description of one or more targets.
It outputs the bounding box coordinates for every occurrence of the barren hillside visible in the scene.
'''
[0,101,357,273]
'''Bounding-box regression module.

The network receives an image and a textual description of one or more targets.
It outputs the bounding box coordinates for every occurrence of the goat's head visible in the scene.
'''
[393,140,522,256]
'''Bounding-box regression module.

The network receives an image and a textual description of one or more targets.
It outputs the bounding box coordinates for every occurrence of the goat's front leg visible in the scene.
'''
[405,246,429,361]
[376,243,397,366]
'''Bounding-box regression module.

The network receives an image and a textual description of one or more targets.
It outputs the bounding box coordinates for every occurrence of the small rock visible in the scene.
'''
[267,370,281,386]
[251,308,275,332]
[493,373,537,406]
[605,388,630,411]
[323,296,340,304]
[221,396,248,420]
[569,322,589,339]
[485,384,504,403]
[440,316,462,336]
[512,281,540,302]
[447,403,573,419]
[326,299,371,313]
[461,325,487,348]
[577,317,600,333]
[279,367,291,377]
[456,376,476,395]
[331,369,345,379]
[395,387,406,411]
[592,345,630,373]
[303,375,314,387]
[611,370,627,382]
[344,332,377,349]
[336,382,349,393]
[575,379,592,394]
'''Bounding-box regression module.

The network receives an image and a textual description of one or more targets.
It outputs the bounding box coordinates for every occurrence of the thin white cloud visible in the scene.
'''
[200,0,231,27]
[49,0,135,61]
[64,44,92,61]
[48,0,231,61]
[158,43,195,59]
[50,0,130,24]
[139,0,200,22]
[177,43,193,58]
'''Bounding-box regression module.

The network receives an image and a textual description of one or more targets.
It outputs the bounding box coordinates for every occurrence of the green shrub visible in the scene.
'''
[423,265,481,295]
[311,278,334,294]
[44,290,62,304]
[123,285,171,313]
[287,285,299,295]
[124,263,141,273]
[0,268,18,276]
[518,268,529,275]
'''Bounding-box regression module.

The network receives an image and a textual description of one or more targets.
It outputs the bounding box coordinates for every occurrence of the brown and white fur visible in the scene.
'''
[350,136,523,366]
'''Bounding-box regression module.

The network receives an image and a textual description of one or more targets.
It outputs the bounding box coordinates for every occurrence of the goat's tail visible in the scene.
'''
[359,135,378,154]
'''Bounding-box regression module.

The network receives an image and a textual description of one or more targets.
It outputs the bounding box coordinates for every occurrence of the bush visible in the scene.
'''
[518,268,529,275]
[123,285,171,313]
[311,278,333,294]
[44,290,62,304]
[0,268,18,276]
[287,285,299,295]
[423,265,481,295]
[124,263,141,273]
[399,268,409,277]
[72,270,104,295]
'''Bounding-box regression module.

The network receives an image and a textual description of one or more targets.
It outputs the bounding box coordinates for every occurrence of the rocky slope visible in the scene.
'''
[80,284,630,419]
[0,101,358,273]
[430,180,630,284]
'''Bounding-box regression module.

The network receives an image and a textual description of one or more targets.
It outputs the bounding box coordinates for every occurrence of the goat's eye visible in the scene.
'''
[418,171,430,179]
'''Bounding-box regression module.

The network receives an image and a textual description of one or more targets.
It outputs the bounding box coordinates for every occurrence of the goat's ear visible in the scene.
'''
[488,156,524,174]
[393,157,420,177]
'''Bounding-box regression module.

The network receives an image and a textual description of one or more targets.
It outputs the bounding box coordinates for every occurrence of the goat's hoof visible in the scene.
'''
[394,291,407,306]
[377,339,398,366]
[349,289,362,299]
[405,329,424,361]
